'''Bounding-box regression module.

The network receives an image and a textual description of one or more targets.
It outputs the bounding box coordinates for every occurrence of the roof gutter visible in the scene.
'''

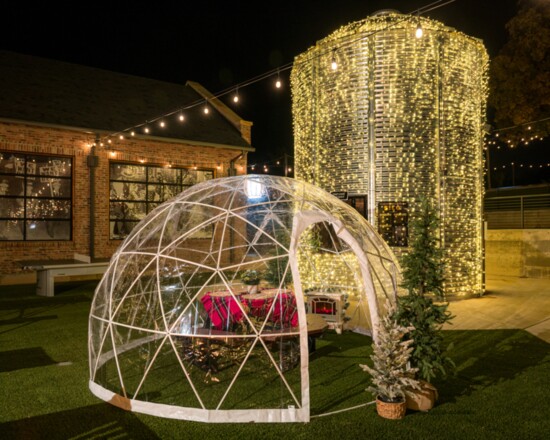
[87,135,100,259]
[0,117,254,152]
[229,151,246,176]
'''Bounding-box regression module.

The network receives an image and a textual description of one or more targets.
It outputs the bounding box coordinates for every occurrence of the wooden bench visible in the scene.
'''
[20,257,110,297]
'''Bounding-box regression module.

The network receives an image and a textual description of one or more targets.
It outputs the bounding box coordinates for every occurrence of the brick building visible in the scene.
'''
[0,51,253,284]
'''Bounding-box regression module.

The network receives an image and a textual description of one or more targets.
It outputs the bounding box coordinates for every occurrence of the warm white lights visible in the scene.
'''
[160,121,165,128]
[144,127,150,134]
[330,49,338,71]
[291,11,488,296]
[179,113,185,122]
[415,22,423,38]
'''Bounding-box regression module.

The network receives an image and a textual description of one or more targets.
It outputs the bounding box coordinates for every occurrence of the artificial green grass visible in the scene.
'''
[1,282,549,439]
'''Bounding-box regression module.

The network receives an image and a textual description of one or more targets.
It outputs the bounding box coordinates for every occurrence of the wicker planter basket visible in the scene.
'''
[375,397,407,420]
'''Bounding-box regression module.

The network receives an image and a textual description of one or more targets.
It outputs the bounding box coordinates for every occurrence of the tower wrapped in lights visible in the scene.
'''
[291,11,489,296]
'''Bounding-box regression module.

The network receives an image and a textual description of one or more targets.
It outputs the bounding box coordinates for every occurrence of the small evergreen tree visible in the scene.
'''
[393,295,454,382]
[400,198,444,298]
[360,301,419,403]
[396,198,454,383]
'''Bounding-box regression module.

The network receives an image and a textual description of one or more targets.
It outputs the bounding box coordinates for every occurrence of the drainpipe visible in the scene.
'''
[229,151,246,176]
[87,135,100,259]
[228,150,246,264]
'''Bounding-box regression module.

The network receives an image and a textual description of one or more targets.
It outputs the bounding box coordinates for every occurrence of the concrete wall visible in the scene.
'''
[485,229,550,278]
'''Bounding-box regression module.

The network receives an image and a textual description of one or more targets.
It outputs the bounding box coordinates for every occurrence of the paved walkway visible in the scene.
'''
[444,276,550,343]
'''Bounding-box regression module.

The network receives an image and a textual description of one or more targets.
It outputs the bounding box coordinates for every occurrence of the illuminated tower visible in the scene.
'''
[291,11,489,296]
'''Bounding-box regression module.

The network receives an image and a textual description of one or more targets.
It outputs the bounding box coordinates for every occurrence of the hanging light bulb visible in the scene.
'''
[179,112,185,122]
[159,120,166,128]
[204,101,209,114]
[331,50,338,71]
[233,87,240,103]
[275,70,282,89]
[144,126,150,134]
[119,135,124,140]
[415,22,423,38]
[130,131,135,136]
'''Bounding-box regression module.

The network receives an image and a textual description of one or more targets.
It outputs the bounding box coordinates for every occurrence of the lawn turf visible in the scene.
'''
[1,282,549,439]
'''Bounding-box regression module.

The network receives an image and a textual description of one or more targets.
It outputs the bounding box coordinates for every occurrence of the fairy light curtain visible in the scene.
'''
[291,11,489,297]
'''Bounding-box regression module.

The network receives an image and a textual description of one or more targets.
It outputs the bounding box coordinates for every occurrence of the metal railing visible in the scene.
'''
[485,194,550,229]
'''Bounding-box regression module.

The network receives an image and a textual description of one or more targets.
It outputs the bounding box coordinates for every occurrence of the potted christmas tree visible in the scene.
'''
[360,301,419,420]
[394,198,454,411]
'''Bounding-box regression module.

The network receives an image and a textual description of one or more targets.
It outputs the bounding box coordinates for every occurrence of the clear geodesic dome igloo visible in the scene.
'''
[89,175,401,423]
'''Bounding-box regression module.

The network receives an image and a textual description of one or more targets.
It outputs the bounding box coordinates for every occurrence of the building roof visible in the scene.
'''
[0,51,253,150]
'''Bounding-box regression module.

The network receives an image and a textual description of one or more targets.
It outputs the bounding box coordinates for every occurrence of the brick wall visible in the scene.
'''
[0,121,248,280]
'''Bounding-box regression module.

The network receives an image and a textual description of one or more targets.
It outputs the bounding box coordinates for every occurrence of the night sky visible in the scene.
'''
[2,0,548,186]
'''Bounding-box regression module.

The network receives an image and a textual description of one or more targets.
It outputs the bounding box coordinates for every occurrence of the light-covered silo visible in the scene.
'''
[291,11,489,296]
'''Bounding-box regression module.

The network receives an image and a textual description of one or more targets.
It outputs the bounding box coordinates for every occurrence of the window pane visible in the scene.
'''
[0,152,72,241]
[0,198,25,218]
[110,201,147,221]
[27,177,71,198]
[26,199,71,219]
[147,202,161,212]
[110,164,146,181]
[0,175,25,196]
[26,156,72,177]
[110,182,146,201]
[0,220,24,240]
[0,152,25,174]
[182,169,214,186]
[197,170,214,183]
[110,220,139,239]
[26,220,71,240]
[148,166,179,184]
[147,184,181,202]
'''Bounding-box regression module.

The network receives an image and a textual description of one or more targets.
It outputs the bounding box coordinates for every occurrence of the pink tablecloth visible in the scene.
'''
[201,290,298,330]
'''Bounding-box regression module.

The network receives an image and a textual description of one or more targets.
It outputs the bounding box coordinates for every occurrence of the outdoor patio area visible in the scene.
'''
[1,275,549,438]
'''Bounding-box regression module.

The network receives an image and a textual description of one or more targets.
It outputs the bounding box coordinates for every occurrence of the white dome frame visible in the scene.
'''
[89,175,400,423]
